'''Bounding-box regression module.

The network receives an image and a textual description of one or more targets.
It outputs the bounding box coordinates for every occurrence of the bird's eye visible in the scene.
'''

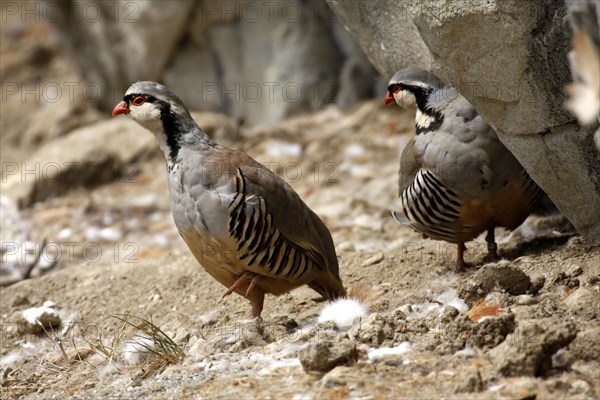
[392,85,402,94]
[131,96,145,106]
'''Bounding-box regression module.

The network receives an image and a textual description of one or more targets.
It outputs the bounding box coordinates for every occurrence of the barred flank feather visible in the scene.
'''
[227,169,325,285]
[396,169,462,241]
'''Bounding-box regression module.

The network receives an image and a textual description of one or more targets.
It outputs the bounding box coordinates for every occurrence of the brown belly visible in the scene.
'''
[180,230,303,297]
[456,180,535,243]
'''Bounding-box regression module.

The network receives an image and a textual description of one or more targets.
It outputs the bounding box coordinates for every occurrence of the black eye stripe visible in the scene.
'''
[388,84,404,93]
[123,93,159,104]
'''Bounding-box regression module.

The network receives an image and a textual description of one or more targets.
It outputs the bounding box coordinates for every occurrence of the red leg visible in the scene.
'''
[250,293,265,337]
[483,226,500,263]
[249,291,265,320]
[245,276,260,298]
[456,242,467,273]
[221,273,252,298]
[222,273,264,320]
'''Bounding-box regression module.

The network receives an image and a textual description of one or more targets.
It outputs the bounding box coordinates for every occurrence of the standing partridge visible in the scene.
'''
[112,81,346,318]
[384,68,542,272]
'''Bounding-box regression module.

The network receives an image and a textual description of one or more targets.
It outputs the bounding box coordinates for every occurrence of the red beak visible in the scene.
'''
[384,92,395,105]
[112,101,129,116]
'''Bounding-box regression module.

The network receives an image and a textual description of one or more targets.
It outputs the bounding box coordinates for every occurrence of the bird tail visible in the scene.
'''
[310,276,385,306]
[391,210,410,225]
[309,271,347,301]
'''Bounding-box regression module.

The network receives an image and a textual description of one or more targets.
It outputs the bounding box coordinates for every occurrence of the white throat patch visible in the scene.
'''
[393,90,417,109]
[128,102,171,156]
[415,109,436,129]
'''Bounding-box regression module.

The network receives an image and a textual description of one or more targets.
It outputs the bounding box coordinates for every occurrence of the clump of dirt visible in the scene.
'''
[458,264,534,306]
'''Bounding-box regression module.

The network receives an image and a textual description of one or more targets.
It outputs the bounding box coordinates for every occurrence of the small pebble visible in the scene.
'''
[353,215,383,232]
[99,227,123,242]
[566,265,583,277]
[336,241,355,252]
[361,252,384,267]
[516,295,538,305]
[298,340,358,372]
[587,276,600,285]
[397,304,412,315]
[529,275,545,294]
[57,228,73,240]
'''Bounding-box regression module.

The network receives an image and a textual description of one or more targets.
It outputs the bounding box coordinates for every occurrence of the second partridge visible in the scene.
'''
[385,68,542,272]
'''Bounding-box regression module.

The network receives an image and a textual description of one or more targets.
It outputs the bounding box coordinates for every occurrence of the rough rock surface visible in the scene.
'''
[326,0,433,73]
[325,0,600,244]
[49,0,377,125]
[2,111,239,209]
[488,319,577,377]
[458,265,533,306]
[568,325,600,362]
[564,286,600,320]
[52,0,195,110]
[0,11,101,165]
[3,118,156,208]
[298,340,358,372]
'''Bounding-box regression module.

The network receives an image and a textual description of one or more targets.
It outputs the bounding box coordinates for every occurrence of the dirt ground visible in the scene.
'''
[1,102,599,399]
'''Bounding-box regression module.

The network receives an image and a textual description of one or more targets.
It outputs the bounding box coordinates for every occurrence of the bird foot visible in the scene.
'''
[245,276,260,298]
[222,273,261,300]
[222,273,253,299]
[250,297,266,339]
[455,259,470,273]
[455,243,469,273]
[483,242,501,264]
[483,251,501,264]
[253,315,265,337]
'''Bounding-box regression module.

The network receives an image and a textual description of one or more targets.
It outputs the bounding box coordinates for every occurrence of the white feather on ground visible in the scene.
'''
[318,298,368,329]
[368,342,412,361]
[21,301,62,331]
[408,288,469,319]
[121,336,155,364]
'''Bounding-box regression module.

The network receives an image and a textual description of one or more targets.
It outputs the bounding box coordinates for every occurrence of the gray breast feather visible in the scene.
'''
[168,161,232,238]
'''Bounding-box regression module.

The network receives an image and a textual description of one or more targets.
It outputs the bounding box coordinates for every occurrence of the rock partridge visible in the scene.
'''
[384,68,542,272]
[112,82,346,318]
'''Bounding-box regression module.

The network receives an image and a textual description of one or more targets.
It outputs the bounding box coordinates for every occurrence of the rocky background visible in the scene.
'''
[1,1,600,399]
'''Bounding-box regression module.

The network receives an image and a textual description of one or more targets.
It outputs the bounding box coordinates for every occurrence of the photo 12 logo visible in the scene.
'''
[1,241,140,265]
[2,81,103,104]
[1,1,140,24]
[201,81,339,104]
[199,1,303,24]
[1,162,139,185]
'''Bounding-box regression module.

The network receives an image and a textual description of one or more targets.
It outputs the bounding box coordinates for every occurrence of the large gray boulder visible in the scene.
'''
[48,0,376,126]
[326,0,600,243]
[51,0,194,109]
[327,0,433,73]
[0,9,101,166]
[2,118,156,208]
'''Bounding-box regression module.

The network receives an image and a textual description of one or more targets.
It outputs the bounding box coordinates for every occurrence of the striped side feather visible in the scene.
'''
[227,168,318,282]
[394,169,462,241]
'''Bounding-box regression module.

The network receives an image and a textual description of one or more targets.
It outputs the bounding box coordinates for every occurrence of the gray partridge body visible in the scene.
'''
[113,82,345,318]
[385,68,542,271]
